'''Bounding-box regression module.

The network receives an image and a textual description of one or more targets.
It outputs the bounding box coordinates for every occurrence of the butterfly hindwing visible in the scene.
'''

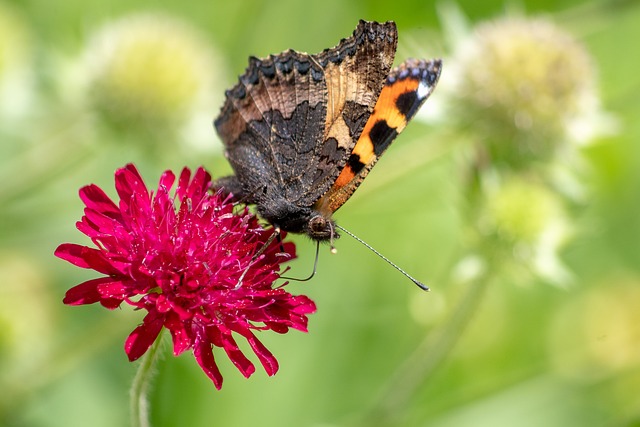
[310,21,397,200]
[314,59,443,214]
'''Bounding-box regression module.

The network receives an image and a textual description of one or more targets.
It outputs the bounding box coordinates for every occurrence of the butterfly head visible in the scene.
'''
[307,214,338,242]
[258,200,338,243]
[277,209,338,242]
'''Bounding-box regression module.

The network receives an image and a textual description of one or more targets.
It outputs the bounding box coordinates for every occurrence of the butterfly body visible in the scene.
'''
[214,20,441,242]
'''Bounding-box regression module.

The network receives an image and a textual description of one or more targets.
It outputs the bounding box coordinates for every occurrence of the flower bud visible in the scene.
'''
[452,17,596,167]
[84,13,217,134]
[483,176,562,245]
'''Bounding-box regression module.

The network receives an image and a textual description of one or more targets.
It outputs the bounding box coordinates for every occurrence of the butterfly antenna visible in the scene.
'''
[280,241,320,282]
[336,224,429,291]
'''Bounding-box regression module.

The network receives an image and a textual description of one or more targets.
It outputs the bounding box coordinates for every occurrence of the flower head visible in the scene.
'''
[55,164,315,389]
[84,13,218,134]
[447,16,601,167]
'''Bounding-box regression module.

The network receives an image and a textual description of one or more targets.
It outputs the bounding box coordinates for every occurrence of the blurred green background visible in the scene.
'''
[1,0,639,426]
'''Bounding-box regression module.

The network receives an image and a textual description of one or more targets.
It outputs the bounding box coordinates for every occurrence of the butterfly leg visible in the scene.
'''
[211,175,247,199]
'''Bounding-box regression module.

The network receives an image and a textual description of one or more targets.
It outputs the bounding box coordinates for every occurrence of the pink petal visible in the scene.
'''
[100,297,124,310]
[175,167,191,202]
[165,312,192,356]
[82,208,123,234]
[55,243,92,268]
[264,322,290,334]
[96,279,134,300]
[55,243,119,275]
[115,165,150,212]
[194,340,223,389]
[125,311,165,361]
[235,327,279,376]
[63,277,121,306]
[249,334,278,376]
[79,184,120,217]
[157,170,176,194]
[188,167,211,200]
[207,326,255,378]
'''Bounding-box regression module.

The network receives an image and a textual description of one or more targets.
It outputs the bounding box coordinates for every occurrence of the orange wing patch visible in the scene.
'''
[333,76,421,187]
[315,58,442,214]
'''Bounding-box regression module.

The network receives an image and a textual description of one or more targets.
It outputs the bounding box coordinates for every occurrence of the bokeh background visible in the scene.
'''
[1,0,639,426]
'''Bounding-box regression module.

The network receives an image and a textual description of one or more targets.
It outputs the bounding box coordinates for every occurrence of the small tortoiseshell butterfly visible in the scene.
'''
[214,20,441,244]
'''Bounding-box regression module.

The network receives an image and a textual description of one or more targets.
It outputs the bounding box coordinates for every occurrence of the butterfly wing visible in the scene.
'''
[214,20,397,212]
[314,58,442,214]
[214,50,326,205]
[301,20,397,206]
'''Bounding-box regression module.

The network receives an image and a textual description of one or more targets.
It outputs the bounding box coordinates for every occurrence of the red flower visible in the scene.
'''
[56,164,316,389]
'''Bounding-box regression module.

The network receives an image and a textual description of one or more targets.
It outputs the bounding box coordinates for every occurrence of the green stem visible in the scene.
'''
[130,333,163,427]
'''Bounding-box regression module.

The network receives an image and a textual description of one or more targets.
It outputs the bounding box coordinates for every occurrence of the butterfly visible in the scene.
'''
[213,19,441,244]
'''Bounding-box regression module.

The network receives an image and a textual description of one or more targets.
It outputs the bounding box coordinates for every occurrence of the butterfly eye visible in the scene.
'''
[309,216,328,233]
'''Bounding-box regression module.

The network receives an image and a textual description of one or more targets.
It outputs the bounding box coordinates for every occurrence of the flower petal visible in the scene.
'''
[115,164,150,214]
[79,184,120,218]
[194,340,223,389]
[55,243,121,275]
[55,243,92,268]
[207,326,255,378]
[125,310,165,361]
[246,332,278,376]
[234,326,279,376]
[165,312,192,356]
[63,277,123,307]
